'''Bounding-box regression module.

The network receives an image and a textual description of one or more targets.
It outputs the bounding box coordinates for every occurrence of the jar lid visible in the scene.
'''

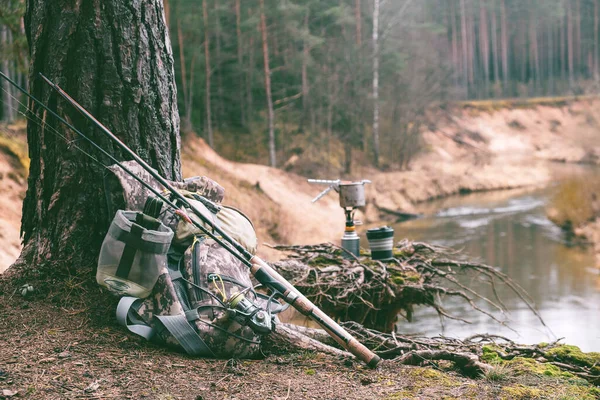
[366,226,394,240]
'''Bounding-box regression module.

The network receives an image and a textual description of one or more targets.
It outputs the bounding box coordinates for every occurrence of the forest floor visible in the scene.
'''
[1,281,599,400]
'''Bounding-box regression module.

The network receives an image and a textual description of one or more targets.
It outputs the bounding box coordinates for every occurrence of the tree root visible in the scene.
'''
[269,241,543,333]
[265,324,599,384]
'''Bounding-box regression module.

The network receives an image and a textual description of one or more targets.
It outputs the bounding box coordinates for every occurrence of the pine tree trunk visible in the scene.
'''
[372,0,380,168]
[235,0,246,125]
[460,0,469,90]
[500,0,509,94]
[163,0,170,29]
[18,0,181,272]
[260,0,276,168]
[1,25,14,122]
[491,8,499,86]
[301,10,310,132]
[177,19,191,131]
[595,0,599,81]
[568,2,574,85]
[203,0,214,148]
[479,2,489,97]
[355,0,362,46]
[214,0,224,128]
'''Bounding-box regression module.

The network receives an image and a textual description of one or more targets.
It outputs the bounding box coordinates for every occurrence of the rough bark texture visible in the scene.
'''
[17,0,181,273]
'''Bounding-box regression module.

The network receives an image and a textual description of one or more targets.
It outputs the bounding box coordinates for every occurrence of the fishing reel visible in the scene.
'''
[225,289,287,335]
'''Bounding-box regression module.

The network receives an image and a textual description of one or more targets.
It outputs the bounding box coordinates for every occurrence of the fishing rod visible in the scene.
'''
[0,70,380,368]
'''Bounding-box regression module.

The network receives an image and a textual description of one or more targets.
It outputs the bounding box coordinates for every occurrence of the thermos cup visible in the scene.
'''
[366,226,394,260]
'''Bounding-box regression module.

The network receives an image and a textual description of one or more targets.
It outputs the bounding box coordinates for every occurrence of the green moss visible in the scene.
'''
[481,345,502,363]
[500,384,542,399]
[508,357,563,377]
[391,276,405,285]
[545,345,600,371]
[307,256,341,267]
[304,368,316,375]
[407,367,462,388]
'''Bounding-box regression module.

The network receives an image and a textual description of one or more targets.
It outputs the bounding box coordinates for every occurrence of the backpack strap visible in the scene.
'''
[154,314,215,357]
[116,296,215,357]
[116,296,155,340]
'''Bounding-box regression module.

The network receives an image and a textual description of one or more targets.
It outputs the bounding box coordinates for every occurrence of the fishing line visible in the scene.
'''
[0,87,108,169]
[0,86,245,264]
[0,76,248,267]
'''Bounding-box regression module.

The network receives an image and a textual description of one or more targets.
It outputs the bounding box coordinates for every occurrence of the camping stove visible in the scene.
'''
[308,179,371,258]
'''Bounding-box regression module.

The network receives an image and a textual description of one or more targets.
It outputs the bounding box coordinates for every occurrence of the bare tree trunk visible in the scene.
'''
[235,0,246,125]
[177,19,191,131]
[372,0,380,168]
[575,0,581,74]
[479,2,489,96]
[163,0,170,29]
[18,0,181,271]
[214,1,224,128]
[247,30,254,122]
[355,0,362,46]
[595,0,599,81]
[568,2,574,85]
[203,0,214,148]
[500,0,509,94]
[451,1,460,90]
[460,0,469,89]
[301,9,310,132]
[260,0,276,168]
[548,23,554,94]
[1,25,14,122]
[491,7,499,87]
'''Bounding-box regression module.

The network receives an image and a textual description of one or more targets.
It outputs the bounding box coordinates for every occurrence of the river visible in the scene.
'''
[384,182,600,352]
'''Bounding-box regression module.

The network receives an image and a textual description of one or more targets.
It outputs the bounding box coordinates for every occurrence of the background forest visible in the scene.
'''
[1,0,600,173]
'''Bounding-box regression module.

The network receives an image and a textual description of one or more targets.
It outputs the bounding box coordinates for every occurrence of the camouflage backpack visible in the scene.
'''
[100,161,282,358]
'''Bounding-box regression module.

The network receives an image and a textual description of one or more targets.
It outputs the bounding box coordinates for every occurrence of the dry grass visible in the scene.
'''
[547,177,600,231]
[457,94,600,113]
[0,125,29,177]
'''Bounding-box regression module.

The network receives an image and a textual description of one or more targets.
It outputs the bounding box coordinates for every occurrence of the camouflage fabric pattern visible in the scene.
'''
[185,239,261,358]
[171,176,225,204]
[134,267,186,347]
[132,238,262,358]
[105,161,225,232]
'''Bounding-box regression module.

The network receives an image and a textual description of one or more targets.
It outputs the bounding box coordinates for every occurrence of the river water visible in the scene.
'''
[385,183,600,352]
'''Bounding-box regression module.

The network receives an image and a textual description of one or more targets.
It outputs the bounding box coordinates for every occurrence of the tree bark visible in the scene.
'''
[355,0,362,46]
[260,0,276,168]
[301,9,310,132]
[568,2,574,85]
[1,24,14,122]
[202,0,214,148]
[372,0,380,169]
[235,0,246,125]
[491,7,499,86]
[479,2,489,96]
[595,0,599,82]
[163,0,170,29]
[18,0,181,272]
[500,0,509,94]
[177,19,192,132]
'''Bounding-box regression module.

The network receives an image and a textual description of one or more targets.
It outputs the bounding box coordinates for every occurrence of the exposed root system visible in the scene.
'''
[269,240,542,333]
